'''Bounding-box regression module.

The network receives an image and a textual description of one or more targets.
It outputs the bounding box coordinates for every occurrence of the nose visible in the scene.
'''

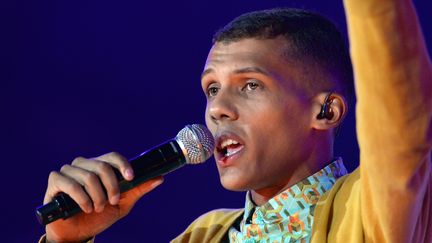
[207,90,238,124]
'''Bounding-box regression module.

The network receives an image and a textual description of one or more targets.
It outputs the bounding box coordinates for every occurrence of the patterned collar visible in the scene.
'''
[229,158,348,242]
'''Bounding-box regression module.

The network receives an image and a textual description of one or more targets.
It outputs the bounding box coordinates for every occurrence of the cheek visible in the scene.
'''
[247,103,309,154]
[204,105,214,131]
[249,101,295,130]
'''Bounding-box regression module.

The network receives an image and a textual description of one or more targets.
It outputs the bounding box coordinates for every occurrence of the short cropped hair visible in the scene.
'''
[213,8,354,104]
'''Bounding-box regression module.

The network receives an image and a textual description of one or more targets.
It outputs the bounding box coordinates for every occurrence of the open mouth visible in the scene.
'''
[216,135,245,159]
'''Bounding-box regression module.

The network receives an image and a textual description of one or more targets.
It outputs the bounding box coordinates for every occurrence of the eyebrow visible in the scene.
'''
[201,68,214,79]
[201,66,270,79]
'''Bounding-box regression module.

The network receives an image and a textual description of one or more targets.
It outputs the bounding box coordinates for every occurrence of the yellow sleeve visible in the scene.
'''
[344,0,432,242]
[171,209,243,243]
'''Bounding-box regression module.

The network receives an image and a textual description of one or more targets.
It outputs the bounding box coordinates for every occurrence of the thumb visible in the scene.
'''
[118,176,164,211]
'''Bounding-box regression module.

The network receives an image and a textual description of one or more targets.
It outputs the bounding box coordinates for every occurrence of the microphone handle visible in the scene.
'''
[36,139,186,225]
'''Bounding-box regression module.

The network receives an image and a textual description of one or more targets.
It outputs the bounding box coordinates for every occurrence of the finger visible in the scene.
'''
[95,152,134,181]
[71,157,121,205]
[60,164,107,213]
[44,171,93,213]
[120,176,164,211]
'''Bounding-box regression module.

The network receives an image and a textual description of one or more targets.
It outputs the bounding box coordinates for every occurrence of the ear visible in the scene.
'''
[311,92,348,130]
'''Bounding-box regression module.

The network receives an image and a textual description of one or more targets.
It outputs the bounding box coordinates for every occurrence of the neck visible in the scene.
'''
[251,135,334,206]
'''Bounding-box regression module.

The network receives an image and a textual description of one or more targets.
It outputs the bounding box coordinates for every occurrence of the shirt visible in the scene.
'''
[228,158,348,243]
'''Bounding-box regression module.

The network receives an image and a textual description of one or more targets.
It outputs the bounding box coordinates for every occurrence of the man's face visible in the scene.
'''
[202,37,316,192]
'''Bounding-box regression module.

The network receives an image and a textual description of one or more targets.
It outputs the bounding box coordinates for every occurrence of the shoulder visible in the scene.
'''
[312,169,362,241]
[324,168,360,202]
[314,169,361,224]
[171,208,243,243]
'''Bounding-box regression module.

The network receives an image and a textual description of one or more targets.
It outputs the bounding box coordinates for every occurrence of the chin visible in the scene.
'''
[219,174,251,192]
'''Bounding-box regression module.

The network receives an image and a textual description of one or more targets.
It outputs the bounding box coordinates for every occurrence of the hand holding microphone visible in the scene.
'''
[38,124,214,243]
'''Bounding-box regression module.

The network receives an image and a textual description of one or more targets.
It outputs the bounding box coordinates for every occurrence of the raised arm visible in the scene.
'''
[344,0,432,242]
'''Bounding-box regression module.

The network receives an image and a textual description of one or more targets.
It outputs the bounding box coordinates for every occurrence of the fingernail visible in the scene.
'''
[110,194,120,205]
[125,169,134,180]
[151,179,164,188]
[85,206,93,214]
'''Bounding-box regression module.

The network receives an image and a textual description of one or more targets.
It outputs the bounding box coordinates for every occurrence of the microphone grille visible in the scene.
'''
[176,124,215,164]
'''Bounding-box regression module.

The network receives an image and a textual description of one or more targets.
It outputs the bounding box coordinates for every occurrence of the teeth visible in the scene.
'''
[226,149,238,157]
[220,139,239,149]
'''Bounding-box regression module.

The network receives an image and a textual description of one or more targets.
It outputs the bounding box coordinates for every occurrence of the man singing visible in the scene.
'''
[40,0,431,242]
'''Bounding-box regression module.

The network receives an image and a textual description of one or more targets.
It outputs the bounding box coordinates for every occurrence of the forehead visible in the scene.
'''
[203,37,292,77]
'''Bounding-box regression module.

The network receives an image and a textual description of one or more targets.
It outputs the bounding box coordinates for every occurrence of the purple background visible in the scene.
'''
[2,0,431,242]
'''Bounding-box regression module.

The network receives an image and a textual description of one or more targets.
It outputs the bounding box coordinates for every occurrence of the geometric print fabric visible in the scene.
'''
[228,158,348,243]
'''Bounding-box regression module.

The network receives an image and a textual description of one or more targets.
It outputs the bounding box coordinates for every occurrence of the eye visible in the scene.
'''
[244,80,260,91]
[206,84,220,97]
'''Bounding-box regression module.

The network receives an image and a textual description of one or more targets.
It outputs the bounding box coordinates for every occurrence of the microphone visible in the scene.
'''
[35,124,215,225]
